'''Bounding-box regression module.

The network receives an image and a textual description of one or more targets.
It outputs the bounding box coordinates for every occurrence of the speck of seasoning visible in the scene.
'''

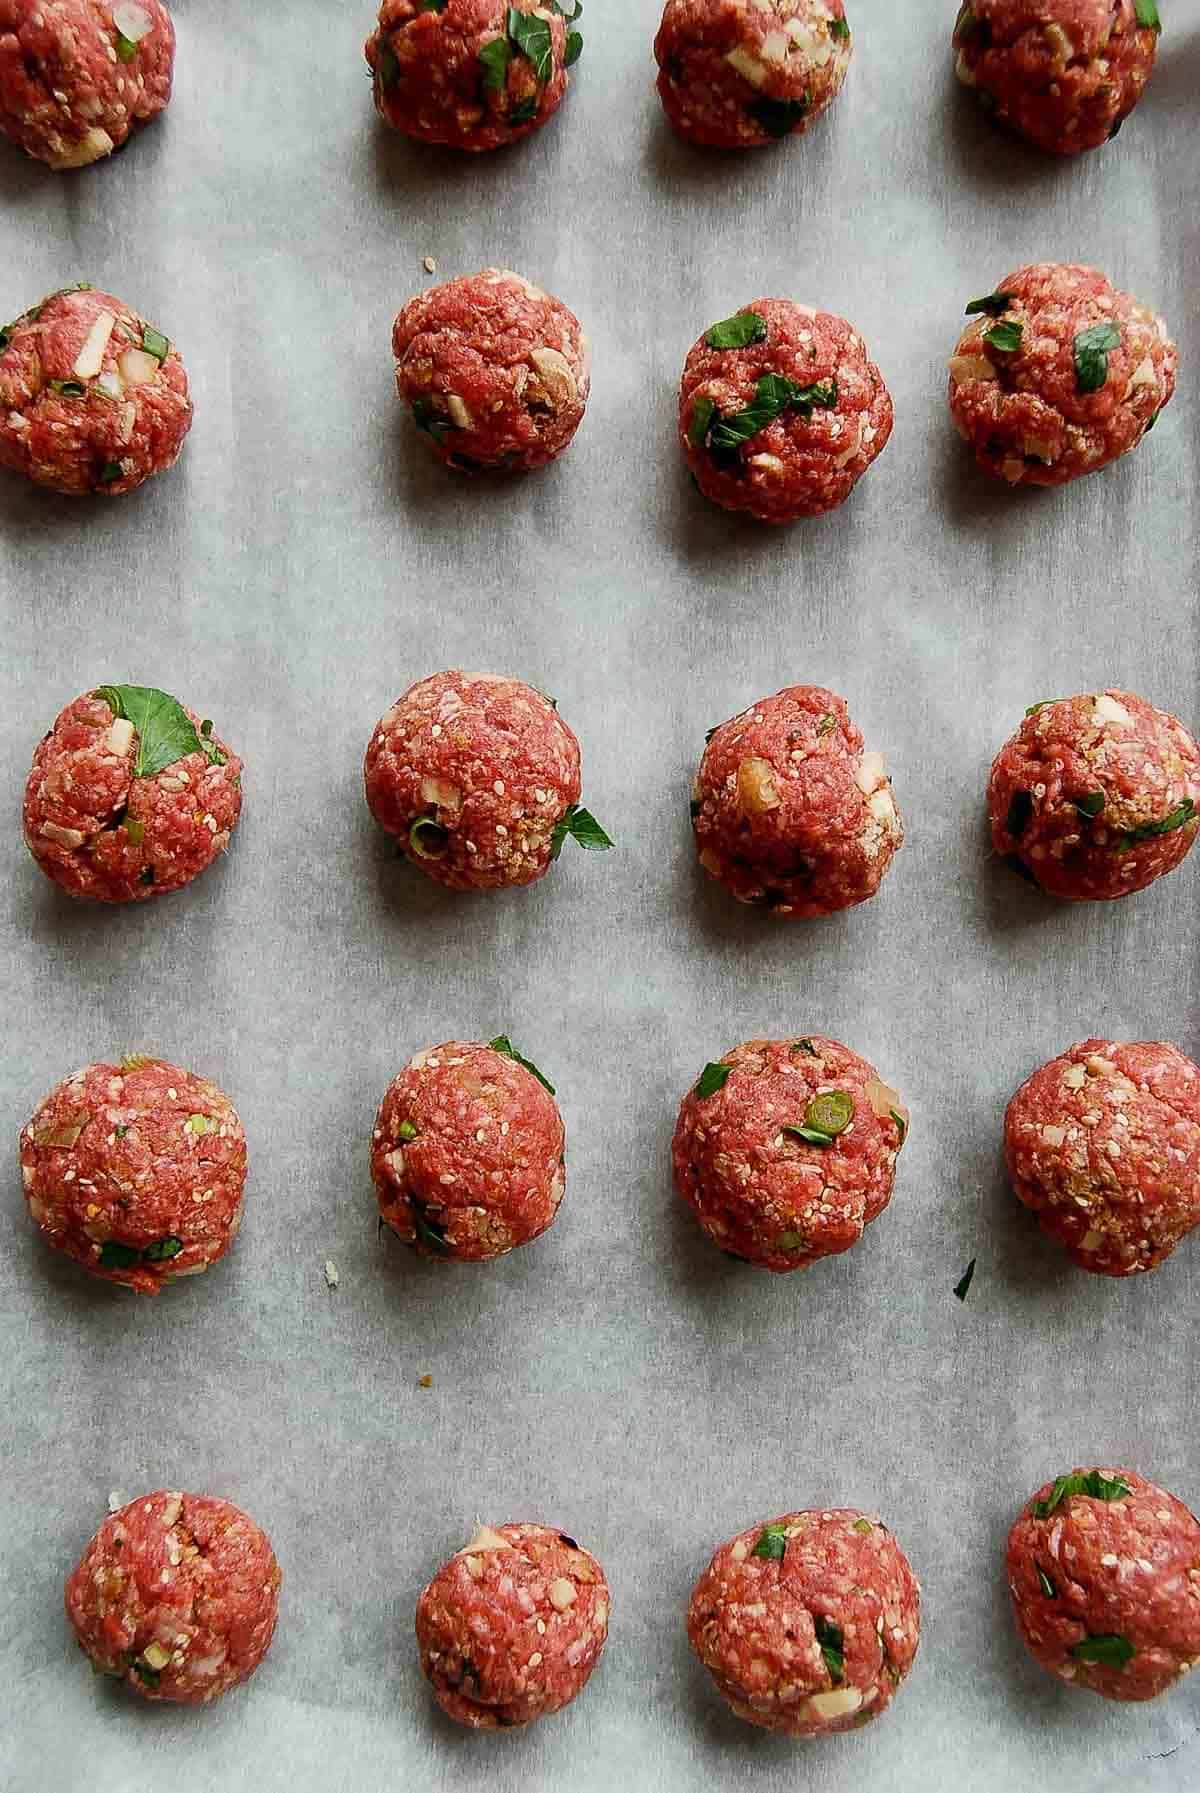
[423,256,437,274]
[323,1259,339,1289]
[417,1373,433,1388]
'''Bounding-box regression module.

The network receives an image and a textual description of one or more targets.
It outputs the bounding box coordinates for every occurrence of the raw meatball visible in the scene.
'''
[688,1509,920,1734]
[988,691,1200,901]
[693,684,902,916]
[0,284,192,495]
[65,1491,280,1703]
[24,685,242,903]
[947,262,1175,487]
[416,1522,609,1727]
[393,268,589,473]
[0,0,174,170]
[372,1038,565,1260]
[680,299,891,523]
[20,1056,247,1292]
[1004,1039,1200,1277]
[953,0,1160,155]
[365,669,611,890]
[1007,1466,1200,1700]
[673,1036,907,1270]
[655,0,852,148]
[366,0,578,152]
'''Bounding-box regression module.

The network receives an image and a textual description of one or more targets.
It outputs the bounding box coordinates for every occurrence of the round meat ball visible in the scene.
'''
[1005,1039,1200,1277]
[65,1490,280,1703]
[0,0,174,170]
[0,283,192,495]
[372,1040,565,1260]
[365,0,576,152]
[673,1036,907,1271]
[20,1056,247,1291]
[989,690,1200,901]
[393,268,589,473]
[416,1522,609,1727]
[24,685,242,903]
[687,1509,920,1734]
[693,685,902,916]
[680,299,892,523]
[1007,1467,1200,1700]
[655,0,852,149]
[947,262,1175,487]
[953,0,1159,156]
[365,669,611,891]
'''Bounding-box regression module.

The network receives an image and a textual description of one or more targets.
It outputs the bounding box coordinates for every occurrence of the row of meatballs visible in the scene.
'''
[21,673,1200,910]
[0,2,1165,172]
[62,1468,1200,1726]
[18,1030,1200,1286]
[0,264,1177,515]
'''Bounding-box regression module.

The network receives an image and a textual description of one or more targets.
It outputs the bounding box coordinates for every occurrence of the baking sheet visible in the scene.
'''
[1,2,1198,1788]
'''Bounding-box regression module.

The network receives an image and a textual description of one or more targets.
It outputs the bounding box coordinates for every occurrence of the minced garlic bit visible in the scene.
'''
[322,1259,339,1289]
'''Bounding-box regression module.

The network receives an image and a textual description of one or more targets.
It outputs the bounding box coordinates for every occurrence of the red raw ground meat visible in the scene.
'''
[947,262,1175,488]
[393,269,589,473]
[20,1056,247,1292]
[24,686,242,903]
[1007,1466,1200,1701]
[988,689,1199,901]
[688,1508,921,1735]
[680,299,891,523]
[0,0,174,170]
[416,1522,609,1727]
[366,0,576,153]
[953,0,1160,155]
[693,684,902,916]
[1004,1038,1200,1276]
[372,1038,564,1260]
[0,284,192,494]
[655,0,852,148]
[65,1491,281,1703]
[673,1035,908,1271]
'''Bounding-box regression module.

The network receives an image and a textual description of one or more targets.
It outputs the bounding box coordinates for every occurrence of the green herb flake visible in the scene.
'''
[184,1114,215,1136]
[1032,1469,1133,1519]
[141,325,169,362]
[1024,699,1064,716]
[953,1257,976,1301]
[695,1062,732,1099]
[1071,1633,1134,1667]
[409,1199,450,1255]
[1073,321,1121,394]
[549,803,613,860]
[551,0,583,17]
[508,96,538,123]
[814,1616,844,1683]
[98,1241,141,1270]
[115,29,138,61]
[49,379,87,397]
[1134,0,1161,31]
[785,1125,837,1147]
[1037,1567,1057,1599]
[704,311,768,351]
[377,41,399,87]
[889,1108,907,1145]
[417,0,448,9]
[1073,791,1105,819]
[130,1657,161,1687]
[124,818,145,846]
[829,16,850,40]
[489,1035,555,1096]
[954,1,979,38]
[408,815,449,860]
[776,1230,806,1250]
[564,29,583,66]
[1005,789,1034,838]
[397,1120,419,1142]
[791,1039,818,1056]
[708,372,837,455]
[98,460,124,483]
[751,1522,789,1561]
[142,1236,183,1263]
[1119,798,1195,847]
[983,320,1023,353]
[816,713,837,737]
[94,686,224,780]
[852,1518,874,1535]
[479,35,513,88]
[507,5,553,81]
[748,94,809,138]
[965,291,1014,317]
[115,1125,128,1139]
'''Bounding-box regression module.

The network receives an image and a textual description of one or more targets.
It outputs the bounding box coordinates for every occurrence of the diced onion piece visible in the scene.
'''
[118,347,159,388]
[868,788,896,823]
[445,393,473,429]
[948,353,997,385]
[761,30,790,61]
[527,346,577,408]
[725,45,768,87]
[855,750,885,794]
[1093,693,1133,728]
[95,369,124,400]
[954,48,976,84]
[113,2,153,40]
[35,1112,90,1148]
[419,776,462,813]
[804,1687,863,1720]
[459,1526,509,1554]
[1126,355,1158,394]
[49,127,114,169]
[1042,21,1072,58]
[73,310,116,379]
[139,1641,172,1671]
[548,1578,577,1610]
[864,1076,903,1119]
[40,821,86,848]
[105,717,134,756]
[737,756,781,815]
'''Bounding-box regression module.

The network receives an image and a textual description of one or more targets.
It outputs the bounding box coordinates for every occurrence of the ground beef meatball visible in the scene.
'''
[1007,1467,1200,1701]
[680,299,891,523]
[693,685,902,916]
[416,1522,609,1727]
[393,269,589,473]
[0,284,192,495]
[20,1057,247,1292]
[1005,1039,1200,1277]
[953,0,1160,156]
[65,1491,280,1703]
[947,263,1175,487]
[24,685,242,903]
[989,691,1200,900]
[366,0,578,152]
[688,1509,920,1734]
[371,1039,565,1260]
[655,0,851,148]
[365,669,612,890]
[0,0,174,170]
[673,1036,907,1270]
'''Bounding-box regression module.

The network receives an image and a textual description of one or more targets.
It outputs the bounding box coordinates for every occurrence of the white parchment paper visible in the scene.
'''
[1,2,1198,1788]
